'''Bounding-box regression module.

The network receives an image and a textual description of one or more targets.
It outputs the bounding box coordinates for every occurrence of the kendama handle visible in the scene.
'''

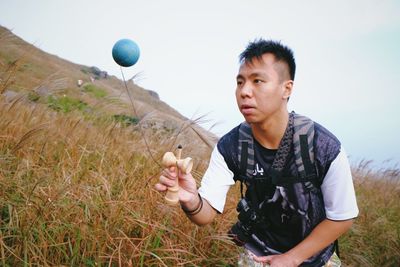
[163,145,191,205]
[170,146,181,192]
[176,146,182,161]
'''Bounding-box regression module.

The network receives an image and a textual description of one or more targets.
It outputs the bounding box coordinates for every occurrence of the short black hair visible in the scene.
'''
[239,39,296,80]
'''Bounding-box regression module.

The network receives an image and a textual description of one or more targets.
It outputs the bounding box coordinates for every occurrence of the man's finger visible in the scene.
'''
[162,168,177,179]
[154,183,167,192]
[159,175,176,187]
[168,166,176,172]
[252,255,271,263]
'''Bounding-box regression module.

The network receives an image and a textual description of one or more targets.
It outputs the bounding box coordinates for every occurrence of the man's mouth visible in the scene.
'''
[240,104,255,115]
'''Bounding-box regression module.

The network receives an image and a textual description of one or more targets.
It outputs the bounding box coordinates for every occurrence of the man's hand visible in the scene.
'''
[154,166,217,226]
[154,166,198,204]
[155,166,202,212]
[253,219,353,266]
[253,253,300,267]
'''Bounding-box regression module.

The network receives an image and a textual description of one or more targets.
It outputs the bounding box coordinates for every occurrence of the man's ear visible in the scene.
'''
[283,80,293,100]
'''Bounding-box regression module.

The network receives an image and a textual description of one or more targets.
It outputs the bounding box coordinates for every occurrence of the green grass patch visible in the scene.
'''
[47,95,88,113]
[112,114,139,126]
[82,84,107,98]
[27,91,40,102]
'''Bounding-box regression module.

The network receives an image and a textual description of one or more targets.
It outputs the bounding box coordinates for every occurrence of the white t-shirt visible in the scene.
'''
[199,146,359,220]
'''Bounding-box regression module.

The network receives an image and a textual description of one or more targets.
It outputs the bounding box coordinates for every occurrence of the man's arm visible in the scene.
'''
[155,146,235,226]
[254,148,358,266]
[253,218,353,266]
[180,192,217,226]
[155,166,218,226]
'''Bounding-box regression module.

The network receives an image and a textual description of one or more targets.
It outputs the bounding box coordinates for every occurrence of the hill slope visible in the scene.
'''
[0,26,178,116]
[0,25,216,150]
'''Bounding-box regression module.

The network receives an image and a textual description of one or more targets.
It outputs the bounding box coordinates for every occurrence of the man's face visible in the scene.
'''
[235,53,292,125]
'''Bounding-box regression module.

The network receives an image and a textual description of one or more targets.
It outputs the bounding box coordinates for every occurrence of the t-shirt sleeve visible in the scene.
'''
[198,145,235,213]
[321,147,359,220]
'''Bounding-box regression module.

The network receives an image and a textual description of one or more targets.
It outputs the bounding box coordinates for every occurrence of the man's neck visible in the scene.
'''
[251,111,289,149]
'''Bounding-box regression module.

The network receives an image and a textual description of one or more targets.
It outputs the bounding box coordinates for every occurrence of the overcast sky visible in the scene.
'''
[1,0,399,167]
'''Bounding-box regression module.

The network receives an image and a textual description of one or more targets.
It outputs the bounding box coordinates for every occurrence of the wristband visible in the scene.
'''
[181,193,203,216]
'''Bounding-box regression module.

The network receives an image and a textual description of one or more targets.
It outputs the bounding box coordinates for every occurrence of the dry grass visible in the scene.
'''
[0,95,239,266]
[339,162,400,266]
[1,95,399,266]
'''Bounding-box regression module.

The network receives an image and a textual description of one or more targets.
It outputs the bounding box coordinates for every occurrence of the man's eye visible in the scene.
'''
[236,80,243,86]
[254,79,263,84]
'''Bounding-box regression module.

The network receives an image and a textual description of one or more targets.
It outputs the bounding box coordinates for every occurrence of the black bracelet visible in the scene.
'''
[189,196,203,216]
[181,193,203,216]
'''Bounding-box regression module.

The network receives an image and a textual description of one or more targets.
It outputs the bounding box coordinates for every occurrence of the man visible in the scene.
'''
[155,39,358,266]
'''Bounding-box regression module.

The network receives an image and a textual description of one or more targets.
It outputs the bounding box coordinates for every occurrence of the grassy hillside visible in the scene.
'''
[0,26,182,119]
[0,25,215,150]
[0,26,399,266]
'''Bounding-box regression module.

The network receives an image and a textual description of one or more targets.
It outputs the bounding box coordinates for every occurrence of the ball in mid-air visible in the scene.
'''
[112,39,140,67]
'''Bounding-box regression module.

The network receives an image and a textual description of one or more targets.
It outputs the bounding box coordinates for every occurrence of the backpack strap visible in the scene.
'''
[292,113,340,258]
[238,122,255,180]
[292,112,319,187]
[237,122,260,200]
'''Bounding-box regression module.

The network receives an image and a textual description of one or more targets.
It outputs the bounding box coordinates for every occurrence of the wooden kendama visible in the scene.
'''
[162,145,193,205]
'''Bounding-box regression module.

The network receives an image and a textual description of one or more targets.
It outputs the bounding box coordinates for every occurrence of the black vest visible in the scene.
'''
[231,112,338,266]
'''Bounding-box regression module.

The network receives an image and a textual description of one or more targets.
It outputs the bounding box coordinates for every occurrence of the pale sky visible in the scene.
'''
[1,0,399,167]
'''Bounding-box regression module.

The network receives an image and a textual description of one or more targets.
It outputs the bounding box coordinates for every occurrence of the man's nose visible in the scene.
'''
[239,82,253,98]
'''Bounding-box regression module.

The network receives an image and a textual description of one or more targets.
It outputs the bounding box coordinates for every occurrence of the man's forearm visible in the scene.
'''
[180,194,217,226]
[286,219,354,264]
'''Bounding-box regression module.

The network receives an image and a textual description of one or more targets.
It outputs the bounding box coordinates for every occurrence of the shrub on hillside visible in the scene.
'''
[112,114,139,126]
[47,95,88,113]
[82,84,107,98]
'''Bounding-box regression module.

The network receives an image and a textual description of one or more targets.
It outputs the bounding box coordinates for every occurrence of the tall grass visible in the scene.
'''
[0,96,238,266]
[339,161,400,266]
[0,95,399,266]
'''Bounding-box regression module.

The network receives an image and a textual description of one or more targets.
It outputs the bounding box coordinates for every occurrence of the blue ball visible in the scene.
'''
[112,39,140,67]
